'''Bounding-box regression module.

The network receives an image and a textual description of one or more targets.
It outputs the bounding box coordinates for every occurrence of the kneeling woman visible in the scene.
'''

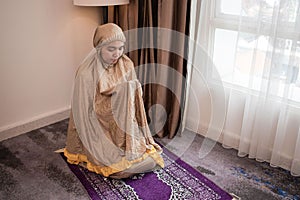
[64,23,164,179]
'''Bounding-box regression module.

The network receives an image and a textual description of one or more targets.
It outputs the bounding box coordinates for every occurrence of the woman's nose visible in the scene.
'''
[113,51,121,58]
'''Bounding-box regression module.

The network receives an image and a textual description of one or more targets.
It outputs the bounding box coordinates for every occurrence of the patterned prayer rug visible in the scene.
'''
[61,147,233,200]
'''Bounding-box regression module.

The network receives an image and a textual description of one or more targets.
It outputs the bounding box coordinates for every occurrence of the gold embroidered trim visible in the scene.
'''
[63,146,164,177]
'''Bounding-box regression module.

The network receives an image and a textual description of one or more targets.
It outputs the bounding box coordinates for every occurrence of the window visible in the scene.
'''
[202,0,300,102]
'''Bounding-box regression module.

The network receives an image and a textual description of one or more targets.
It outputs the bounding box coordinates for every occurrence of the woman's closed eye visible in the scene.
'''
[107,47,115,52]
[107,46,124,52]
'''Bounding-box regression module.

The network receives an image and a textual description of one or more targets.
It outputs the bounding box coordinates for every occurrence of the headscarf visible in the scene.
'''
[93,23,126,48]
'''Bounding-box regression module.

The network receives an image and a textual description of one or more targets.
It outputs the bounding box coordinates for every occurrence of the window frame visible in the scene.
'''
[201,0,300,103]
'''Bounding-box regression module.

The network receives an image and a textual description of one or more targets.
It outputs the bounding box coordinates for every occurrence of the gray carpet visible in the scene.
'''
[0,119,299,200]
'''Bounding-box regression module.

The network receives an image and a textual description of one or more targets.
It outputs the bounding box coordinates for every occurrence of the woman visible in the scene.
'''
[64,23,164,179]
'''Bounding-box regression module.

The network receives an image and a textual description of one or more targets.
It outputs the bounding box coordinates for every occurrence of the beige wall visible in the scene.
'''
[0,0,101,140]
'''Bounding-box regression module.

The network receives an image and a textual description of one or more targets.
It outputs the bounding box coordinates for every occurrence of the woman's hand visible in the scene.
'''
[152,143,163,154]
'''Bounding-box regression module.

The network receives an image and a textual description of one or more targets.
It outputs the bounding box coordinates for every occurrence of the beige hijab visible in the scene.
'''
[71,23,159,168]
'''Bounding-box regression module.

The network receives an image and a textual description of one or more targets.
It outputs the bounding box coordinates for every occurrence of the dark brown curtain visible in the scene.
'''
[106,0,191,139]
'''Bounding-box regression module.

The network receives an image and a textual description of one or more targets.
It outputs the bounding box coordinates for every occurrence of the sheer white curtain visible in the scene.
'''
[187,0,300,176]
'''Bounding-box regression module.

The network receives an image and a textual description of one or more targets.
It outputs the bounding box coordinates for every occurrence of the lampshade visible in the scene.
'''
[73,0,129,6]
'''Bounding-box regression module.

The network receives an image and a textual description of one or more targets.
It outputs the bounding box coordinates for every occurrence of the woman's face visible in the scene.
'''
[100,40,125,65]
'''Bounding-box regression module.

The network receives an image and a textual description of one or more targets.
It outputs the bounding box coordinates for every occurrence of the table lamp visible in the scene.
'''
[73,0,130,23]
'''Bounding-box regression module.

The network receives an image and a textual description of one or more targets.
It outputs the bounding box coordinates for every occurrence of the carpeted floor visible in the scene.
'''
[0,119,299,200]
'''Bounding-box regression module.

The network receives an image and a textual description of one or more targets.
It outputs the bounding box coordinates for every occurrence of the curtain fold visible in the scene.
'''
[106,0,191,138]
[188,0,300,176]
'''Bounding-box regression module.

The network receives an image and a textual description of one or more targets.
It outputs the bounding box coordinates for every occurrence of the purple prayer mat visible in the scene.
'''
[61,146,232,200]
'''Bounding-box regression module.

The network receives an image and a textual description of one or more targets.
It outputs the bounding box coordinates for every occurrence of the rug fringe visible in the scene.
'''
[230,193,241,200]
[54,148,65,153]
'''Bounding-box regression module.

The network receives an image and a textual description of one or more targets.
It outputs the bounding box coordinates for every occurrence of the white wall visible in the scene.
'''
[0,0,101,140]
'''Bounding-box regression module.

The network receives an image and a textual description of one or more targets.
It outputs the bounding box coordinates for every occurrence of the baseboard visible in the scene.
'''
[0,107,71,142]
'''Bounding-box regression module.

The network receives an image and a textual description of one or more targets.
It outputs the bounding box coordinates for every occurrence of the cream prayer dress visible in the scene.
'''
[64,23,164,178]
